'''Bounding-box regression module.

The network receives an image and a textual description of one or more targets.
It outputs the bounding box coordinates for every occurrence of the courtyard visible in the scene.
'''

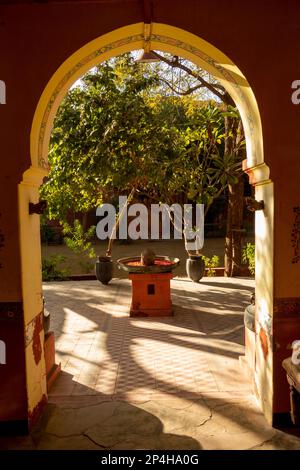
[1,277,300,450]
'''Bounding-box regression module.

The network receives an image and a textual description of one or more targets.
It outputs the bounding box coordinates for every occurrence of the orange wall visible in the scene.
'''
[0,0,300,424]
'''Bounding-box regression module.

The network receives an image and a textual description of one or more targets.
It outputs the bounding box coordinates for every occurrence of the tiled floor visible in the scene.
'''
[2,277,300,449]
[46,277,253,401]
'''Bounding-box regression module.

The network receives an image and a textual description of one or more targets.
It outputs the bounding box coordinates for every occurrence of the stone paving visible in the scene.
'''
[1,277,300,450]
[48,277,253,400]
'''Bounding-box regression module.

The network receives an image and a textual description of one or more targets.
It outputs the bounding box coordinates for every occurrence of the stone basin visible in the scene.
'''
[117,256,180,274]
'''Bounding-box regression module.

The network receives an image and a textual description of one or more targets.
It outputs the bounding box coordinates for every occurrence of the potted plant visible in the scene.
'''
[182,221,206,282]
[186,253,206,282]
[95,255,114,285]
[95,188,135,285]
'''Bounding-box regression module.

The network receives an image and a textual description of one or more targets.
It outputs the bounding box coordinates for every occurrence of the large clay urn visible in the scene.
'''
[95,256,114,285]
[186,255,205,282]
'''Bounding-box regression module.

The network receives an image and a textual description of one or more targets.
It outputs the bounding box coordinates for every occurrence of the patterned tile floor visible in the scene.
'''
[3,277,300,450]
[45,277,254,401]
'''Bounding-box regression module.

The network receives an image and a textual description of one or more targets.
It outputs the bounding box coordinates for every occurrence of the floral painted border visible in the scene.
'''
[291,207,300,263]
[153,34,255,147]
[38,31,256,169]
[274,297,300,316]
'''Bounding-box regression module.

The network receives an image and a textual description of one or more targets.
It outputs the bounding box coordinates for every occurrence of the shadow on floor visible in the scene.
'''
[0,376,202,451]
[198,280,254,292]
[2,369,300,450]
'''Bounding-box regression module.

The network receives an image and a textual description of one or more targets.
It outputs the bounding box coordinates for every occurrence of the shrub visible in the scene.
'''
[203,255,219,276]
[42,255,68,281]
[242,243,255,275]
[63,220,96,259]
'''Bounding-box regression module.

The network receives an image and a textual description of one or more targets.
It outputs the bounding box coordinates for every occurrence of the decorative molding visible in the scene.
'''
[37,30,258,171]
[145,33,256,162]
[274,298,300,317]
[37,33,144,169]
[242,161,271,185]
[291,207,300,263]
[21,166,49,186]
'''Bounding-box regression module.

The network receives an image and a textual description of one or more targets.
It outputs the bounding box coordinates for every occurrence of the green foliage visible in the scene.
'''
[242,243,255,275]
[157,103,243,211]
[62,219,96,259]
[42,255,68,281]
[41,54,163,221]
[40,53,244,252]
[202,255,219,276]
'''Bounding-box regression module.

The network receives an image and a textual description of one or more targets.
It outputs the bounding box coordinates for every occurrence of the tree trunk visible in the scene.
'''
[225,178,244,276]
[224,116,245,277]
[82,212,88,233]
[106,188,135,257]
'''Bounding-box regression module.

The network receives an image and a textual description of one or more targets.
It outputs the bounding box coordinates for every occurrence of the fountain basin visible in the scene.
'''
[117,255,180,274]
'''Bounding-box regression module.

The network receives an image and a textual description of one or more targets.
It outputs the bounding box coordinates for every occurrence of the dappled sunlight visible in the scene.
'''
[62,307,98,325]
[170,333,243,353]
[45,278,254,403]
[255,213,267,239]
[207,324,244,336]
[39,277,299,449]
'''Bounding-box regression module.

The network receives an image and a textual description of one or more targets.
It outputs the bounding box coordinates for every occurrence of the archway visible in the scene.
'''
[19,22,274,425]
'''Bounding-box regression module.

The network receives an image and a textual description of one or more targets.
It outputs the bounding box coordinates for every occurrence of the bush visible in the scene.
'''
[242,243,255,275]
[42,255,68,281]
[63,220,96,258]
[202,255,219,277]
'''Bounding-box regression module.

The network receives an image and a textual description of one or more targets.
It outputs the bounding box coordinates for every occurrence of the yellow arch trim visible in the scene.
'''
[26,21,273,424]
[30,22,265,179]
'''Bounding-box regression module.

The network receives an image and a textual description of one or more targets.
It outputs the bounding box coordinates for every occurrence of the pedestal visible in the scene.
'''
[129,272,173,317]
[44,331,61,392]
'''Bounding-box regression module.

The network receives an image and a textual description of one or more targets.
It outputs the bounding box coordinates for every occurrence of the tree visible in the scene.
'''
[42,55,163,221]
[148,100,243,255]
[41,53,244,261]
[151,52,247,275]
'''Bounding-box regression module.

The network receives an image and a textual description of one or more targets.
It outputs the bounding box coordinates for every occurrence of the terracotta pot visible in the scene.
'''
[186,255,205,282]
[95,256,113,285]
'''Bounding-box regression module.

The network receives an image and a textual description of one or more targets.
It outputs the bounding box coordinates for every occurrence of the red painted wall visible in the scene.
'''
[0,0,300,424]
[0,303,27,429]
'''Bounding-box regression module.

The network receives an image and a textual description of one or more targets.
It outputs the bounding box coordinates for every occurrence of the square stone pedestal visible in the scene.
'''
[129,272,173,317]
[44,331,61,392]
